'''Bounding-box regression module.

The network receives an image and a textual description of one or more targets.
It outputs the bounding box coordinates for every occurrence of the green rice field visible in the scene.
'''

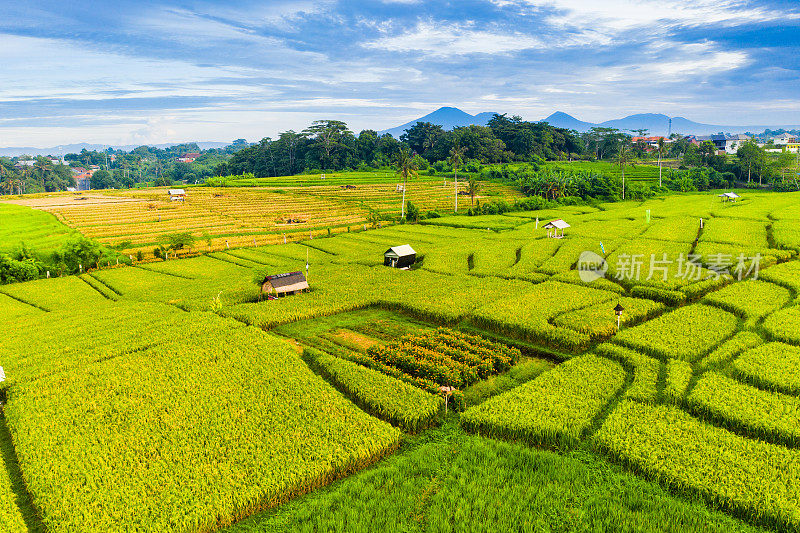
[2,185,800,531]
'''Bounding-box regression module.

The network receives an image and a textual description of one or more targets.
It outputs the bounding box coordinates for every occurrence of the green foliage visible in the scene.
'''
[0,426,27,533]
[404,200,419,222]
[596,400,800,531]
[0,255,39,283]
[688,372,800,446]
[165,231,195,250]
[461,355,625,449]
[304,347,441,432]
[733,342,800,394]
[759,260,800,291]
[613,304,738,362]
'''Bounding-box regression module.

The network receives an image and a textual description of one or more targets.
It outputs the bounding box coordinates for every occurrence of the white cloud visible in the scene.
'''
[363,20,612,57]
[0,34,264,102]
[500,0,799,35]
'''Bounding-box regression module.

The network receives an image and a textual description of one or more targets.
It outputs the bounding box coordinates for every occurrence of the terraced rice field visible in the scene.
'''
[3,179,521,255]
[3,187,800,531]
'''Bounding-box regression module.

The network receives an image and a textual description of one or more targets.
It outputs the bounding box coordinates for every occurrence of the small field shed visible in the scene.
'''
[169,189,186,201]
[718,192,740,202]
[384,245,416,268]
[544,219,570,238]
[261,271,309,297]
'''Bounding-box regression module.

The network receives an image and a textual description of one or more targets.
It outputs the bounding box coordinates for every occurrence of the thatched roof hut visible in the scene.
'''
[261,271,309,296]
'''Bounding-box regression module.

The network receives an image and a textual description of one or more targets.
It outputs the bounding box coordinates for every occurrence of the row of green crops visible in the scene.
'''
[687,372,800,446]
[594,343,660,403]
[595,400,800,531]
[365,328,520,390]
[759,260,800,292]
[461,355,625,449]
[696,331,764,370]
[763,306,800,345]
[552,296,665,340]
[613,304,739,362]
[303,347,441,432]
[6,322,401,533]
[470,280,619,352]
[732,342,800,395]
[0,435,26,533]
[663,359,693,403]
[700,217,769,249]
[702,279,790,323]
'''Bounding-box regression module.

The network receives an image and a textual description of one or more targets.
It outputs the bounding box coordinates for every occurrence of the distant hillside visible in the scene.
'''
[541,112,597,132]
[0,141,230,158]
[541,112,800,136]
[379,107,497,137]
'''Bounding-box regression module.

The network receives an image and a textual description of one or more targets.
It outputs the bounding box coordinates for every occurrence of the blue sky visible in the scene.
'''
[1,0,799,146]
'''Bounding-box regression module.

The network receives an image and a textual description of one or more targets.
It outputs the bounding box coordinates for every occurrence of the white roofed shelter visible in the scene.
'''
[543,219,570,238]
[168,189,186,201]
[718,192,740,202]
[384,245,416,268]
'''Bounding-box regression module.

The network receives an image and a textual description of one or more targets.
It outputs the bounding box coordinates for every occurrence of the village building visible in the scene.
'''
[261,271,309,297]
[695,134,752,154]
[630,136,669,151]
[718,192,741,202]
[71,167,93,191]
[384,245,416,268]
[177,152,201,163]
[772,133,796,146]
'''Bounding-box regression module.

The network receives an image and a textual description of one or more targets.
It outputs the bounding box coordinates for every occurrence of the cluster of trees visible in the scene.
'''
[219,116,585,178]
[0,238,129,284]
[1,142,248,195]
[0,158,76,194]
[503,165,738,204]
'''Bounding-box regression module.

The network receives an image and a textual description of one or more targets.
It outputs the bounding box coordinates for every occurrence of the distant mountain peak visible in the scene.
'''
[379,106,497,137]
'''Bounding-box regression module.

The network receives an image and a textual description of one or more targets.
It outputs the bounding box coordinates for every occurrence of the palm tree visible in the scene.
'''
[467,177,481,207]
[657,137,666,187]
[395,146,418,219]
[34,158,52,190]
[618,138,630,200]
[449,142,467,213]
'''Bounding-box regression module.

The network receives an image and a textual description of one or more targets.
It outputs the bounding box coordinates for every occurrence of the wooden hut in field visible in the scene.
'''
[718,192,740,202]
[168,189,186,201]
[384,245,416,269]
[544,219,570,238]
[261,271,309,297]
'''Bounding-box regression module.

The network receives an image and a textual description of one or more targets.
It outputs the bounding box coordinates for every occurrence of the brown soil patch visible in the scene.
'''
[331,329,382,351]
